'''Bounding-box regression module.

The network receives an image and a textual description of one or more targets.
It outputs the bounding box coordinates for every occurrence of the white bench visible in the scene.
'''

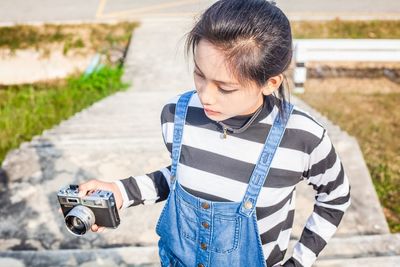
[292,39,400,93]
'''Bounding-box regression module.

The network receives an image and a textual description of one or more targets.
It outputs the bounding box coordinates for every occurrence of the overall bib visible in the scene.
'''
[156,91,293,267]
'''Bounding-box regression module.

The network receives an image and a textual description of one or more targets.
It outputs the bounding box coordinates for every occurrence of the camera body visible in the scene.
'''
[57,184,120,236]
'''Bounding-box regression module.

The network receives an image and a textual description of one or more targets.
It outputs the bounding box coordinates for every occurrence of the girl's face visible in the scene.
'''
[193,39,268,122]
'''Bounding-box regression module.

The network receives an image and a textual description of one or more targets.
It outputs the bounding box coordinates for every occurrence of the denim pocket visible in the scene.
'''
[210,213,241,254]
[156,197,171,238]
[177,197,198,242]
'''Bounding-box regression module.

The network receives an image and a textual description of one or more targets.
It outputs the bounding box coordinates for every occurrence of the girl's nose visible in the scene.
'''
[198,83,217,105]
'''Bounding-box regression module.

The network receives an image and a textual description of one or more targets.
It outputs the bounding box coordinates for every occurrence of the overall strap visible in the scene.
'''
[170,90,196,190]
[239,102,294,217]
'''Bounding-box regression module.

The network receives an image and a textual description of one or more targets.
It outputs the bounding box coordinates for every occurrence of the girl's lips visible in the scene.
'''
[204,108,221,115]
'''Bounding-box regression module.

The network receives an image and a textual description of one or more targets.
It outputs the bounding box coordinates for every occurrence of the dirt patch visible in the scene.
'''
[305,77,400,94]
[307,61,400,69]
[290,20,400,39]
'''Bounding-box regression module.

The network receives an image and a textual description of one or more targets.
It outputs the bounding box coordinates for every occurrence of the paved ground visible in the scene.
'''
[0,0,399,24]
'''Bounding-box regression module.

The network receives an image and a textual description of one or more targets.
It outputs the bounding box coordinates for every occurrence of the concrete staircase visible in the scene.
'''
[1,19,399,266]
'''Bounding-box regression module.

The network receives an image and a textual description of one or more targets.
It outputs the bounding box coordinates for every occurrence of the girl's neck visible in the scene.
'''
[219,95,272,130]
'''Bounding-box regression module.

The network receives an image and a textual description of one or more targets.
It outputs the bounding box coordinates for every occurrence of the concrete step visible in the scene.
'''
[315,256,400,267]
[31,136,163,148]
[298,233,400,259]
[56,119,160,125]
[0,246,160,267]
[43,125,161,134]
[41,132,162,140]
[63,114,159,121]
[60,114,161,121]
[0,234,398,267]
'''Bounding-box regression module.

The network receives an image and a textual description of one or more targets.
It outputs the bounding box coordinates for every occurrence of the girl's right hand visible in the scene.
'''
[78,179,123,233]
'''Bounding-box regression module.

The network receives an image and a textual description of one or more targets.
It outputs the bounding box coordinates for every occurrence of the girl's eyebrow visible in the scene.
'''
[194,61,239,86]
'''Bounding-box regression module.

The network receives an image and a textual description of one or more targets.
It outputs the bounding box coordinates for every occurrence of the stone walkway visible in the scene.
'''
[1,18,400,267]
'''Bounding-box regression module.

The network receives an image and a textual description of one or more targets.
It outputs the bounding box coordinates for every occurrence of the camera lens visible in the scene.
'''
[71,217,85,230]
[65,205,95,236]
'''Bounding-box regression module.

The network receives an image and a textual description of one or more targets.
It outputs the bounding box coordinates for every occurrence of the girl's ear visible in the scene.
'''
[262,74,284,95]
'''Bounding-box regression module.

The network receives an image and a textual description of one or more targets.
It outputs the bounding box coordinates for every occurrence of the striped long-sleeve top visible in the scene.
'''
[115,91,351,267]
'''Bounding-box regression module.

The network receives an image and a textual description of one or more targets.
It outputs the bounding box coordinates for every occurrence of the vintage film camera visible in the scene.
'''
[57,184,120,236]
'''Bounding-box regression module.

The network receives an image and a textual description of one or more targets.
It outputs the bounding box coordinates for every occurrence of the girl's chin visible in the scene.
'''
[204,111,230,121]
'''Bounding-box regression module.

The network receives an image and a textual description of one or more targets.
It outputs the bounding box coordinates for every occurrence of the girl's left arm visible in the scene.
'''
[284,129,351,267]
[113,166,173,209]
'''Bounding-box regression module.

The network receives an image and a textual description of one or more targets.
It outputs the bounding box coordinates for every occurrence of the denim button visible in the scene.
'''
[198,264,205,267]
[201,202,210,209]
[202,221,209,229]
[244,200,253,209]
[200,242,207,250]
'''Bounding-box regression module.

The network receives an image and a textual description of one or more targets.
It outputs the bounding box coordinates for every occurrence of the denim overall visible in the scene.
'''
[156,91,294,267]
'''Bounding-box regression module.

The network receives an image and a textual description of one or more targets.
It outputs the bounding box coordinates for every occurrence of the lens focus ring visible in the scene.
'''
[65,205,95,236]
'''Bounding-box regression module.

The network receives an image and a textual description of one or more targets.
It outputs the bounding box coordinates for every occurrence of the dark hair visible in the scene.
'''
[185,0,293,113]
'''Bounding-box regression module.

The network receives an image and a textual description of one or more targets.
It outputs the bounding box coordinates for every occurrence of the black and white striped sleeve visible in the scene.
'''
[113,99,177,209]
[284,130,351,267]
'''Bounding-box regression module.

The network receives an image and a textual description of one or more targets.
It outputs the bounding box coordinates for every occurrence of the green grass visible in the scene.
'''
[297,85,400,233]
[291,19,400,39]
[0,66,129,164]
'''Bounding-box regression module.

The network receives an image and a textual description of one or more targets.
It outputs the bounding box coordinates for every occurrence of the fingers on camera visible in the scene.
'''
[91,224,105,233]
[78,179,98,197]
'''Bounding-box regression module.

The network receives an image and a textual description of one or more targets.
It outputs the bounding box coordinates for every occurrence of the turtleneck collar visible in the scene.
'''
[220,94,276,129]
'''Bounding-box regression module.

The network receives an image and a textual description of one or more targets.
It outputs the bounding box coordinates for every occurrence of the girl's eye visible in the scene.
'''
[194,71,203,79]
[218,87,236,94]
[194,71,236,94]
